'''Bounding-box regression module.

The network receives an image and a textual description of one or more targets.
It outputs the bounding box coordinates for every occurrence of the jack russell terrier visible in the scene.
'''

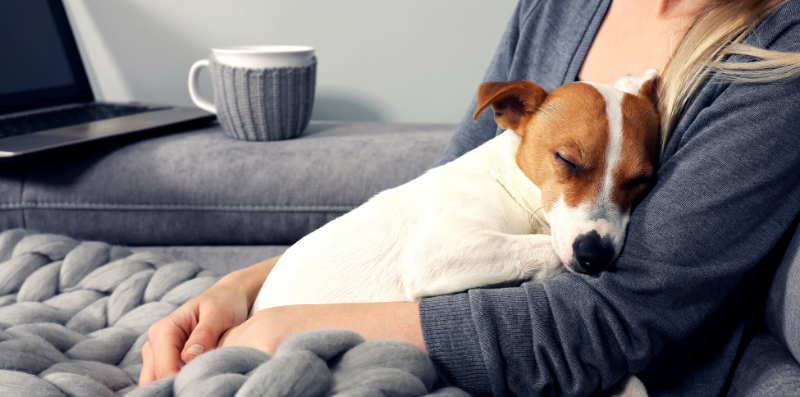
[252,70,660,397]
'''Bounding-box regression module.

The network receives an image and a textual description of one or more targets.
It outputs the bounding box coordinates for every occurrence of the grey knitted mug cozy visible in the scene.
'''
[210,57,316,141]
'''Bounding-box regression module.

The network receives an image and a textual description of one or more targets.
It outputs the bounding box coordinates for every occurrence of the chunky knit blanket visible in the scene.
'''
[0,230,468,397]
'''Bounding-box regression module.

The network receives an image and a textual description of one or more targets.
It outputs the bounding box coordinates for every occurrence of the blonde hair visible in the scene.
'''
[659,0,800,153]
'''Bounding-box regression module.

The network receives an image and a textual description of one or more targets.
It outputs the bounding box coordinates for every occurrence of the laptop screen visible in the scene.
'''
[0,0,93,116]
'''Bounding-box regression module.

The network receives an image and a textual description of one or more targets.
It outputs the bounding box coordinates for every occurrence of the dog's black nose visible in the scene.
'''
[573,231,615,274]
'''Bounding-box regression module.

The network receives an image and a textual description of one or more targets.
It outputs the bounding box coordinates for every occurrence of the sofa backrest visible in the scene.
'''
[0,122,455,246]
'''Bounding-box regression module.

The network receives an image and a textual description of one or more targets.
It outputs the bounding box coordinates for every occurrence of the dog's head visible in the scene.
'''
[474,71,660,274]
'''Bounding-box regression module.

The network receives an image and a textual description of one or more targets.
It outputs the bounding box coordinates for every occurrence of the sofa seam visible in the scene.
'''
[19,168,28,229]
[1,202,356,212]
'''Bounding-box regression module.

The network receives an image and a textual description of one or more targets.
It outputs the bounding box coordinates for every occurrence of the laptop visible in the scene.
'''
[0,0,215,160]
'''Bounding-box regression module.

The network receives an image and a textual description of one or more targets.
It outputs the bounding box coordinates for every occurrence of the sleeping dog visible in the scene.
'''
[253,71,661,397]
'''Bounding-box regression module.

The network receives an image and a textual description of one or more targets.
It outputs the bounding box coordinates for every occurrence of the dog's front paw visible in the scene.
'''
[529,261,566,282]
[531,262,566,282]
[606,374,648,397]
[526,240,566,282]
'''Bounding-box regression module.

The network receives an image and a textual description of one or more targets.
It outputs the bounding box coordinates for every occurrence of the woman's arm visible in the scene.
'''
[218,301,425,355]
[140,255,280,385]
[420,12,800,395]
[224,255,281,310]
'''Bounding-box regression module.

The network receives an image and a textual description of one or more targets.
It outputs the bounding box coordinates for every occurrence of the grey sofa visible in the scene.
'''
[0,121,454,274]
[1,120,799,396]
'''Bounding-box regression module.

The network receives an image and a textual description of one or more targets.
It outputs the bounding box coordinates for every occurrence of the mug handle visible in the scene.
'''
[188,59,216,114]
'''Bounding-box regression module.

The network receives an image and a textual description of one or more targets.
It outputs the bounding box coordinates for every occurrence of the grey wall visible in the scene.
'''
[63,0,517,124]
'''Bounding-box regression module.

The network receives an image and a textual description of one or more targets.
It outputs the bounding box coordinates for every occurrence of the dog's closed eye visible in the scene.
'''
[555,152,582,175]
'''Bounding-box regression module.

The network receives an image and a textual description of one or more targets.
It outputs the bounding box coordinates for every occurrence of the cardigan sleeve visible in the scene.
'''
[432,0,523,167]
[433,0,611,167]
[420,3,800,396]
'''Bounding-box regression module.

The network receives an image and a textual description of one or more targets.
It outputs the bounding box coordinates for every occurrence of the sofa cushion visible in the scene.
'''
[727,333,800,397]
[0,168,24,231]
[128,245,289,276]
[0,121,454,246]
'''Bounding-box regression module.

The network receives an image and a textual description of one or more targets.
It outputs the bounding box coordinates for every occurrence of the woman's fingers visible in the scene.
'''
[140,315,190,385]
[137,262,265,386]
[139,340,155,385]
[181,303,241,363]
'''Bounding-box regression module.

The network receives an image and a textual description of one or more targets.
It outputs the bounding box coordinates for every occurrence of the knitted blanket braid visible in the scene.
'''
[0,230,469,397]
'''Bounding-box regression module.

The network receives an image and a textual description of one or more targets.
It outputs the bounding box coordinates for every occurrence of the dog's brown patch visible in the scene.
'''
[611,93,660,213]
[515,83,610,212]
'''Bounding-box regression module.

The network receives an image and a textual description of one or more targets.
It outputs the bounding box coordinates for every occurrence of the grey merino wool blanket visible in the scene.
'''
[0,229,469,397]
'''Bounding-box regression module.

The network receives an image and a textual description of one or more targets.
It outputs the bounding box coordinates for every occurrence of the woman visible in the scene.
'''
[141,0,800,395]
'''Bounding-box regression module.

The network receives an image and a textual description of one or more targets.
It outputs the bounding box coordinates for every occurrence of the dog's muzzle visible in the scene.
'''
[572,230,615,274]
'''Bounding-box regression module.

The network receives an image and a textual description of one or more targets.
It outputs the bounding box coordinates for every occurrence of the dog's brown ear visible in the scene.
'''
[637,74,660,111]
[473,80,547,133]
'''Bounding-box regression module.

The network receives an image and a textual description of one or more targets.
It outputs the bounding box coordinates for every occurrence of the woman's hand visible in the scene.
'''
[139,256,280,385]
[139,279,249,384]
[218,301,426,356]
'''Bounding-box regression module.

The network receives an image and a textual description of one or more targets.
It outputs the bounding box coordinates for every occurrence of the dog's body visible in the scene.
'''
[257,127,559,308]
[253,70,660,311]
[252,71,660,397]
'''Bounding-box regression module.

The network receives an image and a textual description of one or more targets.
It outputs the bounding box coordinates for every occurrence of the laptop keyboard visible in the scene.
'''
[0,103,169,138]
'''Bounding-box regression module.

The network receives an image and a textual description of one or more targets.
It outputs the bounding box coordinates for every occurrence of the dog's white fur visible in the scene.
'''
[252,71,659,397]
[255,127,560,308]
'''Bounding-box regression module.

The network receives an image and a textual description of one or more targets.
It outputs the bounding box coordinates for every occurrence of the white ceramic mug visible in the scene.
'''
[188,45,315,113]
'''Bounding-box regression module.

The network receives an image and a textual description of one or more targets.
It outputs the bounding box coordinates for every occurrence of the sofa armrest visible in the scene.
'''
[0,121,455,245]
[764,216,800,350]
